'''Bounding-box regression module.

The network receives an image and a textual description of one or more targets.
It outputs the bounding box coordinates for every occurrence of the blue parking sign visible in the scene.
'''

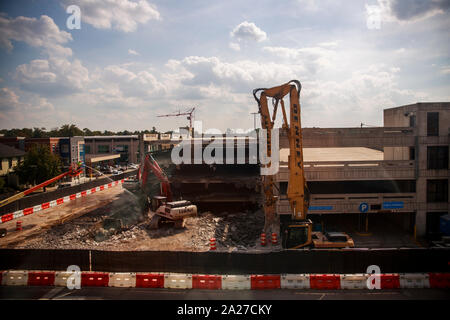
[359,202,369,213]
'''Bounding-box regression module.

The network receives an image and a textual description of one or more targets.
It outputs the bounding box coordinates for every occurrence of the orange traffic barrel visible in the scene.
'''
[209,238,216,250]
[16,221,22,231]
[271,233,278,245]
[260,233,266,246]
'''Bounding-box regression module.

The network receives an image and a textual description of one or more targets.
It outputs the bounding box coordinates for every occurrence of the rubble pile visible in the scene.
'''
[19,199,266,251]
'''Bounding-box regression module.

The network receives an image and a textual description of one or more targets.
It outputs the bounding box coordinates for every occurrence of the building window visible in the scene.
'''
[409,115,416,127]
[97,145,110,153]
[61,144,69,153]
[114,145,129,153]
[427,179,448,203]
[427,146,449,170]
[85,145,91,154]
[427,112,439,136]
[409,147,415,160]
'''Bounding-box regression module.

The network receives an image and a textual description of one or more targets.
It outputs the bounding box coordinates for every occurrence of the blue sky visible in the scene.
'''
[0,0,449,132]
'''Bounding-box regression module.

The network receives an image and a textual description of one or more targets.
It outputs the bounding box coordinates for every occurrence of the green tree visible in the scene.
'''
[14,145,62,187]
[59,124,84,137]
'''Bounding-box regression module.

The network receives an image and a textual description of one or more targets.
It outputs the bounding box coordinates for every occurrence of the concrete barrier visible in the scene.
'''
[222,275,251,290]
[340,274,369,289]
[281,274,310,289]
[109,273,136,288]
[164,273,193,289]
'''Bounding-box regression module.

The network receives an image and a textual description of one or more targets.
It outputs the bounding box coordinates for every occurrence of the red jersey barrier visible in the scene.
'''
[81,272,109,287]
[251,275,281,289]
[56,198,64,205]
[380,274,400,289]
[41,202,50,210]
[1,213,13,223]
[429,273,450,288]
[193,275,222,289]
[310,274,341,289]
[27,271,55,286]
[23,208,33,216]
[136,273,164,288]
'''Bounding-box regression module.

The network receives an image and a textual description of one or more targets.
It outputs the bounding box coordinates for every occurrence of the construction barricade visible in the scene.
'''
[192,275,222,290]
[380,274,400,289]
[221,275,251,290]
[41,202,50,210]
[3,270,28,286]
[429,273,450,288]
[136,273,164,288]
[164,273,192,289]
[310,274,341,290]
[281,274,310,289]
[28,271,55,286]
[399,273,430,288]
[55,271,80,287]
[109,273,136,288]
[251,275,281,290]
[81,272,109,287]
[340,274,369,289]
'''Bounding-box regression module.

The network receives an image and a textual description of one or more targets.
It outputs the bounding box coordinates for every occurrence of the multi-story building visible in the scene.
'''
[275,102,449,240]
[59,137,85,167]
[0,144,25,176]
[84,135,139,164]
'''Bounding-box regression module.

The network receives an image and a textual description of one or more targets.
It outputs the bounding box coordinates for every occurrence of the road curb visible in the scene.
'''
[1,270,449,289]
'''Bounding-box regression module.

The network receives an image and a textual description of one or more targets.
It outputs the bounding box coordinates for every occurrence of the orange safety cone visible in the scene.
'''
[209,238,216,250]
[16,221,22,231]
[260,233,266,246]
[271,233,278,245]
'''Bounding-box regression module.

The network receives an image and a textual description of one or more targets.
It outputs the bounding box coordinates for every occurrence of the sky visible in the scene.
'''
[0,0,449,132]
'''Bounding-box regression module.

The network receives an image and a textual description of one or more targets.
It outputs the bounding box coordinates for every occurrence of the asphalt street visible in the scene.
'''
[1,286,449,300]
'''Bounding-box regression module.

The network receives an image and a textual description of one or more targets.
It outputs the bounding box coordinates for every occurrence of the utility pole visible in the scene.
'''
[251,112,259,130]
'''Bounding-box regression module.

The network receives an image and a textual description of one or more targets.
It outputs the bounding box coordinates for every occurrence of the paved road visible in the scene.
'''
[1,286,449,300]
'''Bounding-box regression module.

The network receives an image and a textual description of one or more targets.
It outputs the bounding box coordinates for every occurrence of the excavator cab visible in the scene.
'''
[283,220,313,249]
[150,196,167,212]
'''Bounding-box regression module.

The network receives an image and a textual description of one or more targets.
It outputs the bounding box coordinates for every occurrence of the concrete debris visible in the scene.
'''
[17,198,266,251]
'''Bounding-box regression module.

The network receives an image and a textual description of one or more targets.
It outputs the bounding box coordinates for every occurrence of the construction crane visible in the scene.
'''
[157,107,195,137]
[253,80,354,249]
[138,153,197,229]
[0,163,83,209]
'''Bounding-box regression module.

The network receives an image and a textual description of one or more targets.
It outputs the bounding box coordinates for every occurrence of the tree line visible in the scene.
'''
[0,124,163,138]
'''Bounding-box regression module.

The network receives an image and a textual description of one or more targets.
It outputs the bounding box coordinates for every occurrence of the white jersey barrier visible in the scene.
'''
[0,270,448,289]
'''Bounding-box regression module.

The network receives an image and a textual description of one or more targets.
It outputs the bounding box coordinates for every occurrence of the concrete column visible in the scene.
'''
[416,209,427,237]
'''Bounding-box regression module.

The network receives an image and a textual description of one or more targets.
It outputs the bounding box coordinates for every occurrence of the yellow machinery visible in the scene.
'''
[253,80,353,249]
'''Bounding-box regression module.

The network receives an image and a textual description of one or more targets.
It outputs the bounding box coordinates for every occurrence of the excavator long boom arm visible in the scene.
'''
[139,153,173,202]
[253,80,308,223]
[0,164,83,209]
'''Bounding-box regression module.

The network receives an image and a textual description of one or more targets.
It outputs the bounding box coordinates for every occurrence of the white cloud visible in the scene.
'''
[14,57,89,95]
[263,46,336,75]
[230,21,267,42]
[61,0,161,32]
[0,14,72,56]
[380,0,450,22]
[0,87,54,126]
[128,49,139,55]
[440,66,450,75]
[229,42,240,51]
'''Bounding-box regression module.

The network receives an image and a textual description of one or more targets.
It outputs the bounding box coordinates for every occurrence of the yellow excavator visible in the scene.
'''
[253,80,354,249]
